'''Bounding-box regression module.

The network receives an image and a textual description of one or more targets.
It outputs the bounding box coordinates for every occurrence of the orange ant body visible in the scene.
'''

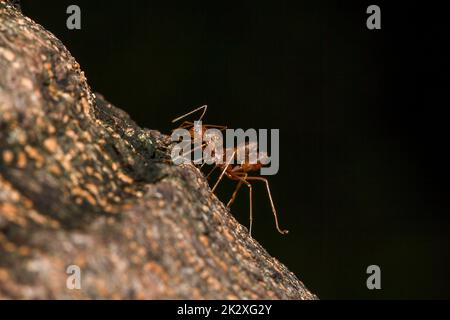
[171,106,288,236]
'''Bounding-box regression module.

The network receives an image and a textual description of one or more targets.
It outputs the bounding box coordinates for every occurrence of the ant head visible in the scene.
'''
[203,129,223,146]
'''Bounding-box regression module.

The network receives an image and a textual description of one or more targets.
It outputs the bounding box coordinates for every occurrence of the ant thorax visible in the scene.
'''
[189,123,270,169]
[235,141,268,166]
[216,141,268,172]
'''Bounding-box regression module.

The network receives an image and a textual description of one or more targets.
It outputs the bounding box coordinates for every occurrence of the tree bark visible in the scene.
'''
[0,2,317,299]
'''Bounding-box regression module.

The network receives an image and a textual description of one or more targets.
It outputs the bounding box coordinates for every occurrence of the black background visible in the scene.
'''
[20,0,450,299]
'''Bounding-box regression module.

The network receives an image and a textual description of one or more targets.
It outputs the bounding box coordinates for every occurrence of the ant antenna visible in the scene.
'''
[172,105,208,123]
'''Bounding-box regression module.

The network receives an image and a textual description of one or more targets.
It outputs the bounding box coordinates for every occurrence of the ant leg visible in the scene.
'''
[246,177,289,235]
[206,165,218,179]
[171,143,207,165]
[181,143,207,158]
[227,173,253,236]
[226,174,247,208]
[248,180,253,236]
[171,121,194,133]
[211,150,235,193]
[178,121,194,129]
[226,180,243,208]
[203,124,227,131]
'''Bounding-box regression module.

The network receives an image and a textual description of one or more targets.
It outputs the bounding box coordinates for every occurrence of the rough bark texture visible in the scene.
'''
[0,2,316,299]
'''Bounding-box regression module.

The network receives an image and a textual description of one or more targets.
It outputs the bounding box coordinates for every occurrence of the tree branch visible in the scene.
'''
[0,2,316,299]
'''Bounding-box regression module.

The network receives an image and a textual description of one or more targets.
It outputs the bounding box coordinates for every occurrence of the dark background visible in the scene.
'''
[20,0,450,299]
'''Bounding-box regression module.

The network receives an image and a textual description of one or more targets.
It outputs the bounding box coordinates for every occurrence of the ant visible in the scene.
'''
[171,106,288,236]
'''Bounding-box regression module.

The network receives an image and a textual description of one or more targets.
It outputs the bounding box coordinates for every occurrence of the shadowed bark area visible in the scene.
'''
[0,2,317,299]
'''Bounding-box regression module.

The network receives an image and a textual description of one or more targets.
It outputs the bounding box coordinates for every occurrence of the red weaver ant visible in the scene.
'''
[171,106,288,236]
